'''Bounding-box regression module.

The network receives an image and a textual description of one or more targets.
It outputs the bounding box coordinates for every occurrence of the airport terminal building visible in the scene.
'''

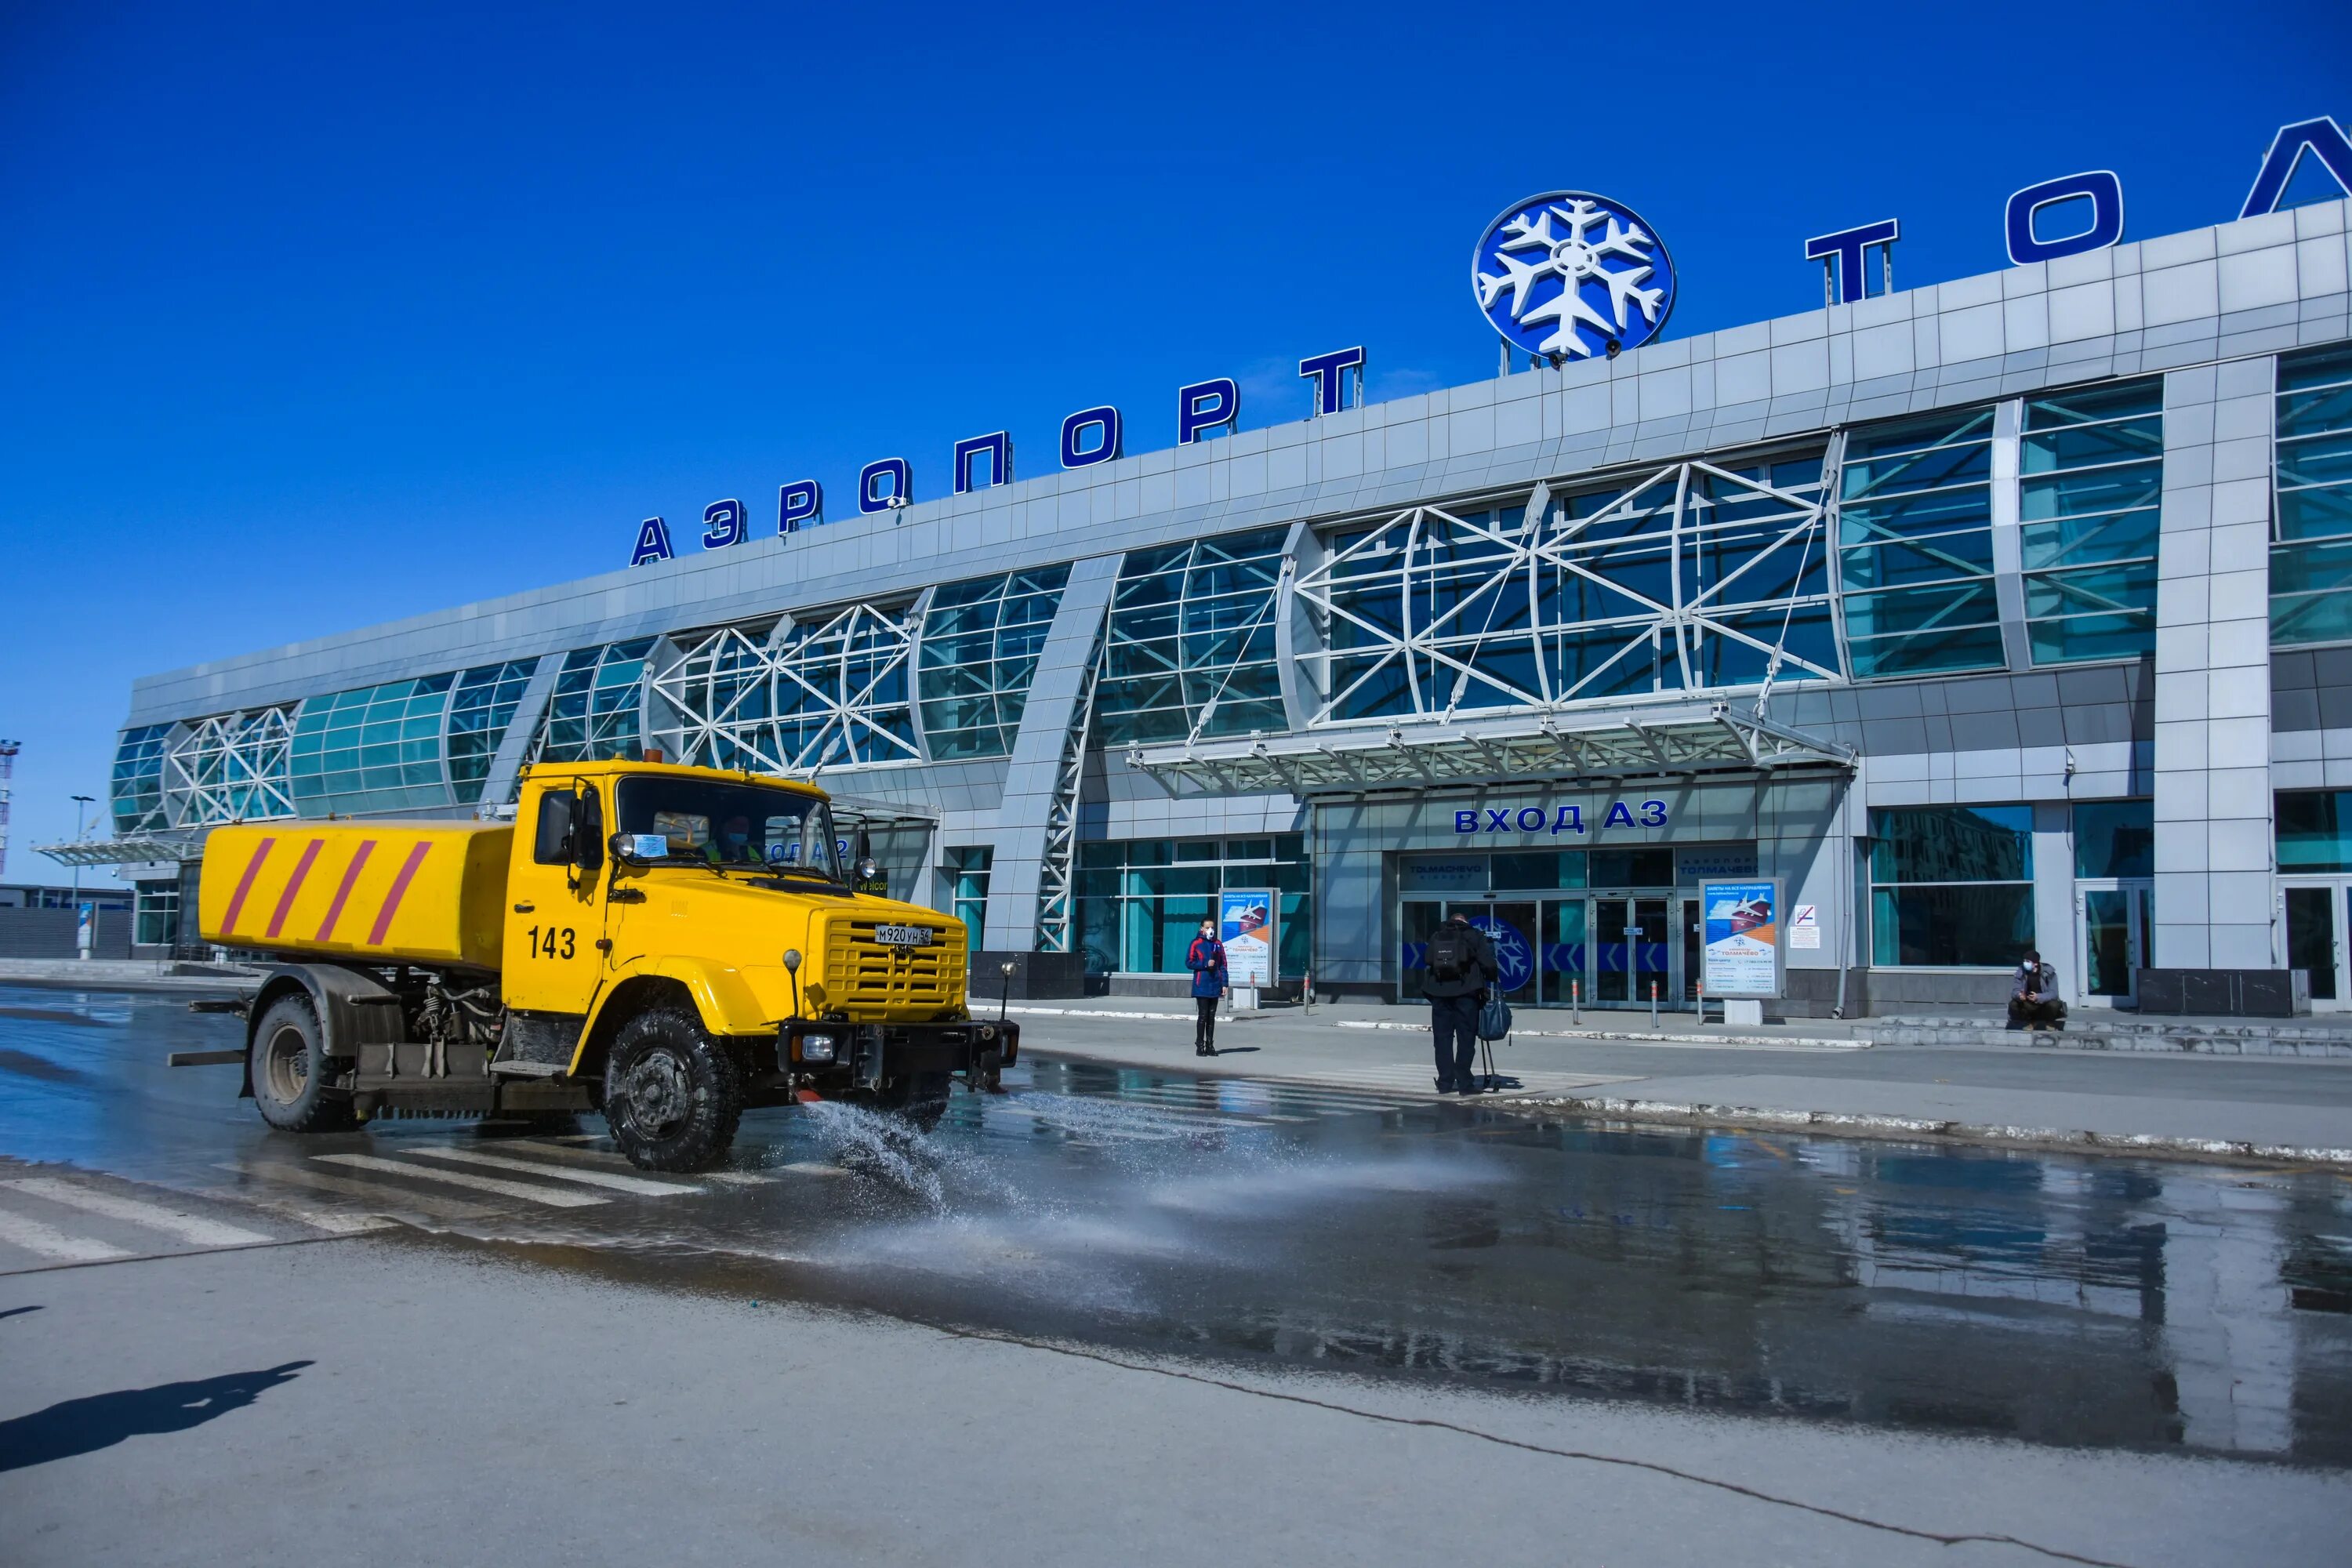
[69,179,2352,1015]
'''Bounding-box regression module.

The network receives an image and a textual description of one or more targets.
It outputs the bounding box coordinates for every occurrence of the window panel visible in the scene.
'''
[2074,799,2153,879]
[2274,345,2352,646]
[1838,405,2005,681]
[2020,377,2162,666]
[916,564,1071,759]
[1075,834,1312,977]
[1098,527,1289,745]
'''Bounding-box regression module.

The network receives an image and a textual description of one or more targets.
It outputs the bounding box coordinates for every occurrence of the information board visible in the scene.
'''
[1699,878,1783,999]
[1219,888,1277,988]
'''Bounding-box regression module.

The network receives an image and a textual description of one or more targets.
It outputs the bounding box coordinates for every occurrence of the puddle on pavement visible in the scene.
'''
[5,984,2351,1464]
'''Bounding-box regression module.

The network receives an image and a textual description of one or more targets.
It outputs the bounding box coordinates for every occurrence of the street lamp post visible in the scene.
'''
[69,794,94,960]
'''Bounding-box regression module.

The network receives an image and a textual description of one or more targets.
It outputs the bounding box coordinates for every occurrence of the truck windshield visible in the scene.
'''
[614,777,842,880]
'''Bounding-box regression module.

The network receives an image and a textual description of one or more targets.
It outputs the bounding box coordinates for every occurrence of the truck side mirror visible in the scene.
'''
[572,791,604,872]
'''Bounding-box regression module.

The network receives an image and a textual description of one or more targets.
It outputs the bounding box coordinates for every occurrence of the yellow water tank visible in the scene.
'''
[198,820,513,971]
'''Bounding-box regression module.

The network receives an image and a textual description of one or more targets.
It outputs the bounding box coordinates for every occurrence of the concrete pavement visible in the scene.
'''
[1009,997,2352,1167]
[4,1236,2343,1567]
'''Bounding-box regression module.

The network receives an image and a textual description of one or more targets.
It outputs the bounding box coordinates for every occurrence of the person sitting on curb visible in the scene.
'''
[1186,918,1229,1057]
[2008,948,2067,1031]
[1421,913,1499,1094]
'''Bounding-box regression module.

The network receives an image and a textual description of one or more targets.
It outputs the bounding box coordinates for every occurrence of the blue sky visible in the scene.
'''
[2,1,2347,877]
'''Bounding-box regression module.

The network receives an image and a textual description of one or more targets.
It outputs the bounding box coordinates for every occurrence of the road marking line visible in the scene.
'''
[398,1145,701,1196]
[240,1200,394,1236]
[215,1161,495,1221]
[703,1171,779,1185]
[492,1139,775,1185]
[314,1154,607,1207]
[0,1207,133,1262]
[2,1177,273,1247]
[777,1161,851,1178]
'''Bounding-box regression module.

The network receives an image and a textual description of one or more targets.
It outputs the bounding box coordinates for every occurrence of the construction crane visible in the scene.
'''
[0,739,17,880]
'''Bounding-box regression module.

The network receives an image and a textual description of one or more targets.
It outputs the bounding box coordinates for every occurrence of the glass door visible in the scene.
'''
[1541,898,1586,1006]
[1591,895,1672,1007]
[2281,880,2347,1011]
[2076,879,2151,1007]
[1463,901,1538,1004]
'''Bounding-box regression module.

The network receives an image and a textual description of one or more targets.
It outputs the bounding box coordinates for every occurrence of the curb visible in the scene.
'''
[1490,1094,2352,1170]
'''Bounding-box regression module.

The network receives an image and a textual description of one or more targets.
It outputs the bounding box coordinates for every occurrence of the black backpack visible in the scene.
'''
[1426,923,1473,982]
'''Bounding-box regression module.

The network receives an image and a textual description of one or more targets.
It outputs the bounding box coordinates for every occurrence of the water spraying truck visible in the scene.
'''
[187,760,1014,1171]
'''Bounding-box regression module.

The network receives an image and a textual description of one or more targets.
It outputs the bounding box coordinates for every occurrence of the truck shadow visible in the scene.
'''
[0,1360,312,1472]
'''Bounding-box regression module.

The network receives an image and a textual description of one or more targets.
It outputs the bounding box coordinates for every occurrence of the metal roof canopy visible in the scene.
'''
[36,785,941,869]
[37,833,198,868]
[1124,698,1855,797]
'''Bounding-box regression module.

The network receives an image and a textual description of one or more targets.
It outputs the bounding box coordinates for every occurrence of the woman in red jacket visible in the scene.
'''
[1185,918,1229,1057]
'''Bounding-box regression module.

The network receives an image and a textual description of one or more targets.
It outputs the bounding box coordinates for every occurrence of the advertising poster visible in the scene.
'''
[1700,879,1781,998]
[1219,888,1277,988]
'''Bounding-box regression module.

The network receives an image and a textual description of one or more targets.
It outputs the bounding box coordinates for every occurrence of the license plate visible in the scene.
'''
[873,924,935,948]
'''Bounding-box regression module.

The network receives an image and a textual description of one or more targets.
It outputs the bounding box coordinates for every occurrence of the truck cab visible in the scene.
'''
[197,761,1014,1171]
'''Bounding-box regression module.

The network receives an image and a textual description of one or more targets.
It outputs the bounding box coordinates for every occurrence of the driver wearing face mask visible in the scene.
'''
[708,815,754,864]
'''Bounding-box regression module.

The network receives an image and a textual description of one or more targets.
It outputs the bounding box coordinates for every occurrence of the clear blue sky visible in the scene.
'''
[2,1,2347,877]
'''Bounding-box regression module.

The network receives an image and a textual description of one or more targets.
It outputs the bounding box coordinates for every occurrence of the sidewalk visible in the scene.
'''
[1006,996,2352,1169]
[0,958,260,995]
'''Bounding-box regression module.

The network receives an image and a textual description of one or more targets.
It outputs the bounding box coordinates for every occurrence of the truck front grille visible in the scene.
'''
[822,917,964,1014]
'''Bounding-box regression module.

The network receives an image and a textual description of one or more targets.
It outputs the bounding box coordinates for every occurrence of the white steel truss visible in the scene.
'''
[655,605,921,775]
[1291,460,1838,728]
[166,708,297,825]
[1035,632,1102,953]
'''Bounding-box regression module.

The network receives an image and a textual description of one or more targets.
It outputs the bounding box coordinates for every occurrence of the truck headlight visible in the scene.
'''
[798,1033,837,1063]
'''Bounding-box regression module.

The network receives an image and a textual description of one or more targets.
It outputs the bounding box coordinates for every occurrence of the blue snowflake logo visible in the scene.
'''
[1467,916,1535,994]
[1472,191,1676,361]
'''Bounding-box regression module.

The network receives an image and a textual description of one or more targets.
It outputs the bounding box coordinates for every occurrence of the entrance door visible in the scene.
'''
[2281,880,2348,1011]
[1463,901,1538,1004]
[1592,895,1671,1007]
[1541,898,1586,1006]
[2076,880,2151,1008]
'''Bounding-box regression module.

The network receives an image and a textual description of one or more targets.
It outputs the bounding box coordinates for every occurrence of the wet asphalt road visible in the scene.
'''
[2,983,2350,1469]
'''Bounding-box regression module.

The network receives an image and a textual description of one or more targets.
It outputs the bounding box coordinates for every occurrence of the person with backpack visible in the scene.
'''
[1186,917,1229,1056]
[1421,913,1500,1094]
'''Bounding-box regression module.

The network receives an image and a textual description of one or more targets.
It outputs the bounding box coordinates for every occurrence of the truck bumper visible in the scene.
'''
[779,1018,1018,1094]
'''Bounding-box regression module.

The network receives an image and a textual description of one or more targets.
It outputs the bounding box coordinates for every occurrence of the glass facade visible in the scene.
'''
[2277,789,2352,873]
[2073,799,2154,879]
[943,846,993,949]
[170,708,296,823]
[446,661,536,802]
[768,608,918,766]
[917,565,1070,760]
[1869,804,2035,966]
[1838,405,2006,678]
[2272,343,2352,645]
[1077,835,1309,978]
[134,882,179,948]
[2020,379,2162,664]
[541,640,655,763]
[290,675,456,816]
[1096,526,1289,745]
[110,724,172,834]
[1306,456,1837,720]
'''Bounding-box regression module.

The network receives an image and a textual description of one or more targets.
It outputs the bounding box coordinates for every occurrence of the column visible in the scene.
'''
[982,554,1121,950]
[2153,358,2278,970]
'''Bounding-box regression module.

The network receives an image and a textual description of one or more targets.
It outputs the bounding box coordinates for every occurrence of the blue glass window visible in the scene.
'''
[1075,834,1309,977]
[1868,805,2035,965]
[1838,406,2006,678]
[446,661,536,803]
[291,675,456,816]
[2021,378,2161,665]
[2273,345,2352,646]
[2277,789,2352,873]
[1097,527,1289,745]
[2072,798,2153,878]
[917,565,1070,760]
[110,724,172,835]
[540,641,654,763]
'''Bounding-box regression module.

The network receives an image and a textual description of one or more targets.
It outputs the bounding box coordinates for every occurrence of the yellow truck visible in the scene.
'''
[187,760,1014,1171]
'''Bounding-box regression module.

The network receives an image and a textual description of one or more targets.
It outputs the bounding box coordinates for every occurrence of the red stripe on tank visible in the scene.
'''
[263,840,324,938]
[314,840,377,944]
[217,838,275,935]
[366,843,432,946]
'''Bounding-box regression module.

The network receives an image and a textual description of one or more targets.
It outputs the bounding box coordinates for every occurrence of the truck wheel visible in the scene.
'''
[604,1007,743,1172]
[249,993,356,1134]
[876,1071,953,1134]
